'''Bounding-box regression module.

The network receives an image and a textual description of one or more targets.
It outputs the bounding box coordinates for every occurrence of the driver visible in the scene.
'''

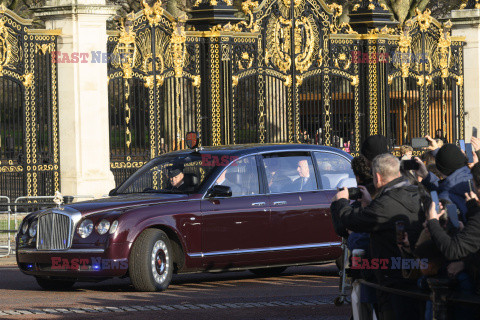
[167,164,188,192]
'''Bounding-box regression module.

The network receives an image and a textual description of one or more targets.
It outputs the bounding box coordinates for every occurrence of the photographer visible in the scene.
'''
[415,144,472,221]
[331,153,425,320]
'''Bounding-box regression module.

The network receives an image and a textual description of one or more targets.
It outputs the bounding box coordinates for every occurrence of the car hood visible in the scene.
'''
[67,193,194,215]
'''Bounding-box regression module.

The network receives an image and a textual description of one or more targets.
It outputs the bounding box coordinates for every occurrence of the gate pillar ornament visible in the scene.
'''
[188,0,243,31]
[348,0,398,34]
[33,0,118,197]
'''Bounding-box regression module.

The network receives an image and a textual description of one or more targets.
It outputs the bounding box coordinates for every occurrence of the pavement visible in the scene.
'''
[0,263,351,319]
[0,255,16,266]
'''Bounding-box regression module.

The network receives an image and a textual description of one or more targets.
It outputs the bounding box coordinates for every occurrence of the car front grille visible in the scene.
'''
[37,212,73,250]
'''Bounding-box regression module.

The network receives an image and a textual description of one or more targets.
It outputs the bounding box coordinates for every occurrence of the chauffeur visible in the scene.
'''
[167,165,188,192]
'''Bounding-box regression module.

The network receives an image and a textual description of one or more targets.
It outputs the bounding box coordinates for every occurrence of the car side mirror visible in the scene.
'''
[207,185,232,198]
[108,188,117,196]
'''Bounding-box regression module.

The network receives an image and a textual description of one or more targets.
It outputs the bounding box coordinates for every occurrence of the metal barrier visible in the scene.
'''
[0,196,12,258]
[357,278,480,320]
[0,195,95,258]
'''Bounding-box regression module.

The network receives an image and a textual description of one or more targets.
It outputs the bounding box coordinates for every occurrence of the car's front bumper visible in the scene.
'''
[16,243,130,279]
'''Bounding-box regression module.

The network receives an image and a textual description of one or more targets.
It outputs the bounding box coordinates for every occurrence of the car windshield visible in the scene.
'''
[115,153,217,194]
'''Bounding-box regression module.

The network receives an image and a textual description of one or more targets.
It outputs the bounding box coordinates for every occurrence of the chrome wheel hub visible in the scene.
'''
[151,240,169,284]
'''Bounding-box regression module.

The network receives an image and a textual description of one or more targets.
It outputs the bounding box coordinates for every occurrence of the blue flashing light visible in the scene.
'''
[92,264,101,271]
[27,264,33,269]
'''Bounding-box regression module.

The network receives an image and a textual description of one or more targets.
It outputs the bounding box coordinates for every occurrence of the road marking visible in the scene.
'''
[0,298,333,317]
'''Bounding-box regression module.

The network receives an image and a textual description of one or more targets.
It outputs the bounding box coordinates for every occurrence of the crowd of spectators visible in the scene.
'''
[330,134,480,320]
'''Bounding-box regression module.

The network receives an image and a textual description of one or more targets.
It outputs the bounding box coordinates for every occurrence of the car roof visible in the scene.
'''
[164,143,353,159]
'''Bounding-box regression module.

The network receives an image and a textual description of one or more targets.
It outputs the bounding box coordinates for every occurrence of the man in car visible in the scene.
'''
[294,159,316,191]
[167,164,188,192]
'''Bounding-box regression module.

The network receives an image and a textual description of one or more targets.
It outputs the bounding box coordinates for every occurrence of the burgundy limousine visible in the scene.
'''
[16,143,356,291]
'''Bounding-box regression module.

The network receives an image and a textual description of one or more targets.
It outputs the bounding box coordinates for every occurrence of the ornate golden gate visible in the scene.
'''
[384,9,464,146]
[107,4,202,184]
[108,0,464,185]
[0,6,60,198]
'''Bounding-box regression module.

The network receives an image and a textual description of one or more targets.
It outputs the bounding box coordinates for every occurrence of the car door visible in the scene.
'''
[200,155,270,269]
[263,151,334,262]
[313,151,356,254]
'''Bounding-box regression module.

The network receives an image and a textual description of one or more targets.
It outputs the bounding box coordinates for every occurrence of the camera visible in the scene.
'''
[401,159,420,171]
[348,187,363,200]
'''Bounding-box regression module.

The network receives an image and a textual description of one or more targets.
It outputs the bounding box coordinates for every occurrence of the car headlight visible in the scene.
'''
[96,219,110,235]
[28,220,37,238]
[109,220,119,234]
[21,221,29,234]
[77,219,94,238]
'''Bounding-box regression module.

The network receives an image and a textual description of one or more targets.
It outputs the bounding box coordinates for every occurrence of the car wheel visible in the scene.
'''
[249,266,287,277]
[35,277,75,291]
[129,228,173,292]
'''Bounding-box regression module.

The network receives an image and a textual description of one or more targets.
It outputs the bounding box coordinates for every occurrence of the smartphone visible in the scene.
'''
[473,127,478,138]
[459,139,466,152]
[402,159,420,171]
[466,143,474,163]
[446,204,460,229]
[411,137,429,149]
[431,191,440,213]
[395,221,405,244]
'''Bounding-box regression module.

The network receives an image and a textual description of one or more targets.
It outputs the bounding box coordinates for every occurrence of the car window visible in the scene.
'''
[263,154,317,193]
[314,152,355,190]
[116,154,215,194]
[214,156,259,197]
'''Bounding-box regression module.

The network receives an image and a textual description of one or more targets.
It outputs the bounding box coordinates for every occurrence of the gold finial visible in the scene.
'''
[142,0,164,26]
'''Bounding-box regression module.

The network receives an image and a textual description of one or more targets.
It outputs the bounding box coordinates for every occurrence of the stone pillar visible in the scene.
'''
[451,9,480,141]
[33,0,118,197]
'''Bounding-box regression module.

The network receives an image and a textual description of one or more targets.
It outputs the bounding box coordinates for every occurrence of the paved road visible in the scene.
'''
[0,264,351,319]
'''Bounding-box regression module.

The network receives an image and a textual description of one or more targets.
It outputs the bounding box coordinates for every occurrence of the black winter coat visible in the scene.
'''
[330,176,425,283]
[427,199,480,261]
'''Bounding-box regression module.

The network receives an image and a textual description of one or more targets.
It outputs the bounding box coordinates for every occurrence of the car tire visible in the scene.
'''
[249,266,287,277]
[129,228,173,292]
[35,277,75,291]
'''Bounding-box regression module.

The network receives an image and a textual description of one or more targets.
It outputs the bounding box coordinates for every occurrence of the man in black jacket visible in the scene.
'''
[331,153,425,320]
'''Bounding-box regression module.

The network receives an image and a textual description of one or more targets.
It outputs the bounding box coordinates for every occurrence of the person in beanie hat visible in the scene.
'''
[435,144,468,176]
[415,144,472,220]
[361,135,389,164]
